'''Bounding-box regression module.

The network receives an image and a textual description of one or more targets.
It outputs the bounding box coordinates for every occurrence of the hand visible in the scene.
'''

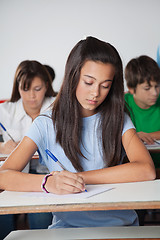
[45,170,86,194]
[0,140,18,154]
[137,132,155,145]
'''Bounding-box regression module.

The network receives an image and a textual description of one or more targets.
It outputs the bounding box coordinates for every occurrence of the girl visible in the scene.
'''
[0,60,57,234]
[0,60,57,156]
[0,37,155,228]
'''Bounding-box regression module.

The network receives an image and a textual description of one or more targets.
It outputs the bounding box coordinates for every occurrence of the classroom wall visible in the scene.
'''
[0,0,160,99]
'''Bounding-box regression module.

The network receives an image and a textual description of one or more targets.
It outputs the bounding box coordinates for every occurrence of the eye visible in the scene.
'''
[101,83,112,89]
[84,81,93,86]
[34,87,42,91]
[24,88,29,92]
[144,87,150,91]
[101,85,109,89]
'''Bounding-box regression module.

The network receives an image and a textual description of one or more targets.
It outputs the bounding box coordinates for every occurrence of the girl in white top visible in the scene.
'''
[0,37,156,229]
[0,60,57,156]
[0,60,57,234]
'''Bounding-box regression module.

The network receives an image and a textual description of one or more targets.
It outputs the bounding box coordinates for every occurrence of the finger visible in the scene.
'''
[61,170,84,185]
[63,176,85,192]
[53,172,85,194]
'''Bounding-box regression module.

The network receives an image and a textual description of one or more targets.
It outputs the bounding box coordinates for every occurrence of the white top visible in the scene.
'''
[0,98,54,141]
[0,97,55,172]
[26,111,137,228]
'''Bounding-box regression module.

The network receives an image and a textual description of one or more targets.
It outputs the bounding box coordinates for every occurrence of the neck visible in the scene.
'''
[23,105,41,121]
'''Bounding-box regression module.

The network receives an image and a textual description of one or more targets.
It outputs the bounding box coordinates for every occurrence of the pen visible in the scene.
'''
[154,140,160,145]
[45,149,87,192]
[45,149,67,170]
[0,122,16,142]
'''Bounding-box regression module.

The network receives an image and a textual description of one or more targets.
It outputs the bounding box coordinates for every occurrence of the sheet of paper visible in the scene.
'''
[0,160,4,167]
[20,185,113,199]
[145,140,160,150]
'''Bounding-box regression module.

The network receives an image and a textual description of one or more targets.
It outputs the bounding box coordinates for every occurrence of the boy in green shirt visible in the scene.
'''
[125,55,160,170]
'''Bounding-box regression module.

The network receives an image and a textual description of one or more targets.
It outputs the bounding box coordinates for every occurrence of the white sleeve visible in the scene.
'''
[122,113,135,136]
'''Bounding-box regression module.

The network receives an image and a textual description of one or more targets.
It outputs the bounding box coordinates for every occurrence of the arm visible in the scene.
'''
[137,131,160,145]
[0,136,85,194]
[78,128,156,184]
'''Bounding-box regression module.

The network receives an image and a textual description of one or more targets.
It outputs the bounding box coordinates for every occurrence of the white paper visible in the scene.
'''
[145,140,160,150]
[21,185,113,199]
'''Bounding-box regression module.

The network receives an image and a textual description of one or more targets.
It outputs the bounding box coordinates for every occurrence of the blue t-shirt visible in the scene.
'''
[26,110,138,228]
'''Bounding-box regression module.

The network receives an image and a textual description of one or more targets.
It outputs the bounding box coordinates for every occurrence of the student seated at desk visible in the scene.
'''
[124,55,160,226]
[0,60,57,238]
[125,55,160,172]
[0,37,156,230]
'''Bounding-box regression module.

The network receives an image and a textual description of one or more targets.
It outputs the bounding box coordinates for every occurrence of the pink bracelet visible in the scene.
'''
[41,173,52,193]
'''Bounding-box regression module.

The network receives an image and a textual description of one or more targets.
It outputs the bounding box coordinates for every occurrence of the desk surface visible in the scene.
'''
[146,141,160,152]
[1,180,160,215]
[4,226,160,240]
[0,153,39,161]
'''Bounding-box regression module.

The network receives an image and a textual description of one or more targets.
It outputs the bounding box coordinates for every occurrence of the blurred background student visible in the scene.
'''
[125,55,160,170]
[0,60,57,239]
[124,55,160,225]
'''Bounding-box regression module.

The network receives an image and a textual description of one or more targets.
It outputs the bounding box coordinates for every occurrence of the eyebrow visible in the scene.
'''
[83,74,113,82]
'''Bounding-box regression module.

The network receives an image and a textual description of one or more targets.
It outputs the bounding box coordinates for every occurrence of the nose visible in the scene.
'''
[29,89,36,98]
[91,85,100,98]
[152,87,159,96]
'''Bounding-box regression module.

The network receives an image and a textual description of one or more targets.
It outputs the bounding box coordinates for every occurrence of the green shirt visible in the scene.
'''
[125,93,160,168]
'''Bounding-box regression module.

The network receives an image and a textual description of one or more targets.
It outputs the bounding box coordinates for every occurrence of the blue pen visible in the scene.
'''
[45,149,87,192]
[0,122,15,142]
[45,149,67,170]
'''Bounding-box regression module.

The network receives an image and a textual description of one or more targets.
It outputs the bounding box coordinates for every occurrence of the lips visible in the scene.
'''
[87,99,98,105]
[150,99,157,103]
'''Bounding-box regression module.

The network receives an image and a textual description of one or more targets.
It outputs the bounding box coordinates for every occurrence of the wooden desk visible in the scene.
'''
[0,153,39,161]
[4,226,160,240]
[1,180,160,215]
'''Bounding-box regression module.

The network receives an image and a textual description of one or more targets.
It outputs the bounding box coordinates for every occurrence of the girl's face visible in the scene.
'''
[76,60,115,117]
[18,76,47,112]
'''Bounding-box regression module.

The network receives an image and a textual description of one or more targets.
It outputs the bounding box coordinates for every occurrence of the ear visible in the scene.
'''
[128,87,134,95]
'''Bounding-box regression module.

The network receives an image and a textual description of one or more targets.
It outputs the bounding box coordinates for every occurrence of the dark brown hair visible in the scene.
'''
[52,36,125,171]
[125,55,160,91]
[10,60,57,102]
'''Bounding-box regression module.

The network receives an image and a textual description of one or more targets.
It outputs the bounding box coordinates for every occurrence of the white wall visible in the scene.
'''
[0,0,160,99]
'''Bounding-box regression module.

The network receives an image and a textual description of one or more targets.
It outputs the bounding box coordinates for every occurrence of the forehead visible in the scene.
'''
[81,60,115,80]
[19,76,44,90]
[139,80,158,87]
[30,76,44,85]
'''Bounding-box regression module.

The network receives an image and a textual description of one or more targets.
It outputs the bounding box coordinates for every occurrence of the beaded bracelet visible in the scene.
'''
[41,173,52,193]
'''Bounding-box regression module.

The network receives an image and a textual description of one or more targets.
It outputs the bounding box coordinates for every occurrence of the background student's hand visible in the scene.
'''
[137,132,155,145]
[0,140,18,154]
[45,170,86,194]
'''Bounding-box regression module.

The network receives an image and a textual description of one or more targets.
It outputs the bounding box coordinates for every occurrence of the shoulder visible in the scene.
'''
[155,94,160,106]
[124,92,133,103]
[34,110,52,126]
[122,113,135,136]
[43,97,55,104]
[41,97,55,113]
[26,110,54,143]
[0,100,21,113]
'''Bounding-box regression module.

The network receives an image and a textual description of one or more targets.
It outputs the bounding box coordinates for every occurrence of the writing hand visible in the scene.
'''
[45,170,86,194]
[137,132,155,145]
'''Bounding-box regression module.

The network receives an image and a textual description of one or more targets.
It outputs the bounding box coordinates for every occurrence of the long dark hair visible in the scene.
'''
[52,36,125,171]
[10,60,57,102]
